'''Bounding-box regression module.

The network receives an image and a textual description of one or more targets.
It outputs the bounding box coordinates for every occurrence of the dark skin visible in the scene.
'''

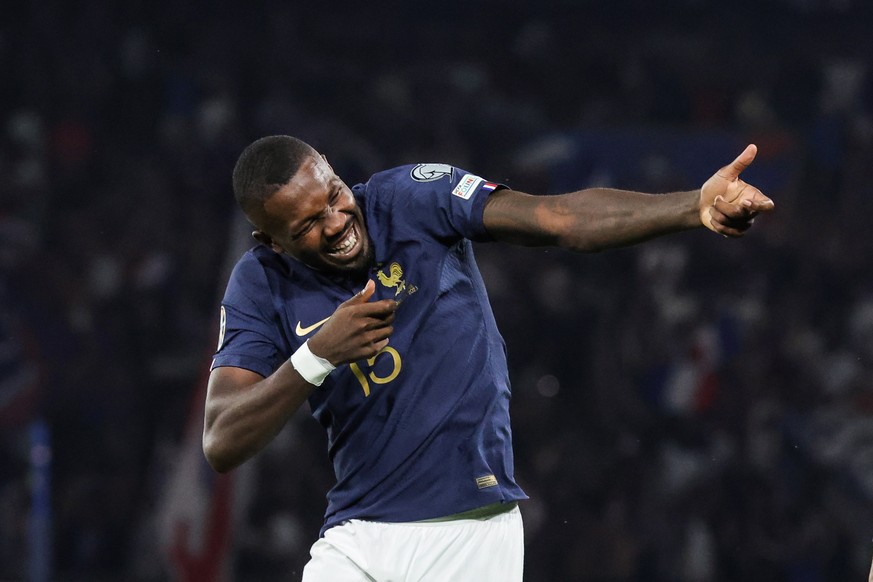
[203,146,773,472]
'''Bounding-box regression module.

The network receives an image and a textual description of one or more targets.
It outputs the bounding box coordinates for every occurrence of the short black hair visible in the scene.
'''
[232,135,317,222]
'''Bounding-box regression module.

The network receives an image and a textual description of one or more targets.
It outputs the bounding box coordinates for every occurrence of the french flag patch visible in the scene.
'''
[452,174,497,200]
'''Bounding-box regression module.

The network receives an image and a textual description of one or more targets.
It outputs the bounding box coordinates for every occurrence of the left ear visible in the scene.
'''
[252,230,284,254]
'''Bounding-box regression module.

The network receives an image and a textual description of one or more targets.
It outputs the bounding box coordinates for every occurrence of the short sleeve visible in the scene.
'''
[210,253,286,378]
[361,164,504,244]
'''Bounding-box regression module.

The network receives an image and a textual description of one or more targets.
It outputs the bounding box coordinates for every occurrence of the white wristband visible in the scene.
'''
[290,340,336,387]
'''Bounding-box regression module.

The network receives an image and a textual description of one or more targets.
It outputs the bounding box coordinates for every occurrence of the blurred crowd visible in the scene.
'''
[3,0,873,580]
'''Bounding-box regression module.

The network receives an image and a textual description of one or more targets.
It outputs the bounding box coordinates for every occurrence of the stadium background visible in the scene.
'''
[3,0,873,580]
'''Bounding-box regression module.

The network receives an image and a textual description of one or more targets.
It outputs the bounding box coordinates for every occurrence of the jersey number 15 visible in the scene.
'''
[349,346,402,397]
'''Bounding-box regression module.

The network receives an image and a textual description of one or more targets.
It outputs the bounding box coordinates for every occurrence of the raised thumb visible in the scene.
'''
[344,279,375,305]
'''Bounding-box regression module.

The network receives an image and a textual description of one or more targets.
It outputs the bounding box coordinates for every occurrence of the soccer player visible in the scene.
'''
[203,135,774,580]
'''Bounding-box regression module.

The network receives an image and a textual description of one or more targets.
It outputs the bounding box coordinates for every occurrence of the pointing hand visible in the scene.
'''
[308,280,397,365]
[699,144,775,237]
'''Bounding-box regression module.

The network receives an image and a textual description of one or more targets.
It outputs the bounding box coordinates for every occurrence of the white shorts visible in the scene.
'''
[301,505,524,581]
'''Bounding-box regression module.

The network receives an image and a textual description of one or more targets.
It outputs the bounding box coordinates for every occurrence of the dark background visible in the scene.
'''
[3,0,873,580]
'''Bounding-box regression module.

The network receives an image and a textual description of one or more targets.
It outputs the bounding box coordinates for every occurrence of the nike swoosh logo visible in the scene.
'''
[295,316,330,336]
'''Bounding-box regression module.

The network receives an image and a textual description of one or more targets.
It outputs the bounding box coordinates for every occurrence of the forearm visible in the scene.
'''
[203,361,316,472]
[484,188,701,252]
[203,284,396,473]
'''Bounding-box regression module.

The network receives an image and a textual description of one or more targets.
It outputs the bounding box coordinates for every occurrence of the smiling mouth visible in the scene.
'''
[326,222,359,259]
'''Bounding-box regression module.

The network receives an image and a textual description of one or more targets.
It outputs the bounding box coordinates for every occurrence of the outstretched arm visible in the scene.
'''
[482,144,774,252]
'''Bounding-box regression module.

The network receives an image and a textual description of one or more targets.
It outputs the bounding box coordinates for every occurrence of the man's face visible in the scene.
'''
[255,155,373,276]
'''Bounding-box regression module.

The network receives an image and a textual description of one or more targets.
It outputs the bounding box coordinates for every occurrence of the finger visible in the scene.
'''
[355,299,398,318]
[372,310,396,326]
[713,196,757,220]
[363,330,394,354]
[370,337,391,354]
[734,185,775,211]
[741,196,775,213]
[370,324,394,341]
[710,213,754,235]
[710,203,755,232]
[714,194,772,222]
[351,334,393,361]
[361,312,396,333]
[341,279,376,306]
[718,227,747,238]
[718,144,757,181]
[710,215,751,237]
[711,201,755,224]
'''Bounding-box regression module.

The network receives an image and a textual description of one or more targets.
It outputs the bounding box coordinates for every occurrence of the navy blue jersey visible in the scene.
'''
[212,164,528,534]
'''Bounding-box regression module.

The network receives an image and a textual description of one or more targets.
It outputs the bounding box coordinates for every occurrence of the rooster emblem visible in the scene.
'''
[376,262,418,302]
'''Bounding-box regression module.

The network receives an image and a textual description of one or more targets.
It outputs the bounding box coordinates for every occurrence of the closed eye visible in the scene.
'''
[291,186,342,239]
[292,219,317,240]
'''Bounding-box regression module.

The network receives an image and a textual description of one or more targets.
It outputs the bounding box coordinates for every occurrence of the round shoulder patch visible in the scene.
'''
[410,163,454,182]
[216,306,227,351]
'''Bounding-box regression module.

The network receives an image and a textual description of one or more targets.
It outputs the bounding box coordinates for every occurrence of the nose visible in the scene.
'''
[322,207,346,237]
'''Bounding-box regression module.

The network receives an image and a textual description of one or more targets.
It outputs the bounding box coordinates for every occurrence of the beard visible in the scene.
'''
[333,236,375,280]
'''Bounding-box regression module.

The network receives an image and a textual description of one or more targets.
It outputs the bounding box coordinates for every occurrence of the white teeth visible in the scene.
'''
[330,228,357,254]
